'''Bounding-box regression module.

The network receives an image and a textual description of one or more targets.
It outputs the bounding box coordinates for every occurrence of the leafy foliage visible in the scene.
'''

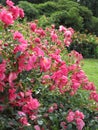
[18,1,39,21]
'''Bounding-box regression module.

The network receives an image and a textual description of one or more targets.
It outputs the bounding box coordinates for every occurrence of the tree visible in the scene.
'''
[74,0,98,17]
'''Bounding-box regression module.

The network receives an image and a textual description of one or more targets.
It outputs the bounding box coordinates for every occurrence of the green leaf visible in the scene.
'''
[37,120,43,125]
[15,51,21,58]
[23,126,33,130]
[0,25,3,32]
[0,55,3,64]
[67,124,73,130]
[49,115,53,121]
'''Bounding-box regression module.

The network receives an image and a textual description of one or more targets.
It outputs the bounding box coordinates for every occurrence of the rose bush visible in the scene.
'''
[0,1,98,130]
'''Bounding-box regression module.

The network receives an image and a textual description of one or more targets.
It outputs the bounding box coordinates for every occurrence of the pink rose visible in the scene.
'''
[0,9,14,25]
[19,8,24,18]
[19,117,30,126]
[6,0,14,7]
[40,57,51,72]
[76,118,85,130]
[8,72,17,87]
[66,111,75,122]
[48,106,54,113]
[30,22,37,32]
[34,125,41,130]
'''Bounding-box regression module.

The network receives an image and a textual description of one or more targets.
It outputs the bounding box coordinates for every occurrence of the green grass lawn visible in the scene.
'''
[82,59,98,88]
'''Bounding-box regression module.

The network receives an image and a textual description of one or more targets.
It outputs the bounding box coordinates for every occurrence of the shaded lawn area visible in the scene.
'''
[82,59,98,89]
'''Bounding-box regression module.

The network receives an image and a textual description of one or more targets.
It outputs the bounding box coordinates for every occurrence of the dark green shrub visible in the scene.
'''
[69,42,97,58]
[18,1,39,21]
[50,10,83,30]
[36,1,58,16]
[68,32,98,58]
[58,0,79,8]
[76,0,98,17]
[50,11,70,27]
[38,15,52,28]
[68,7,83,30]
[78,6,93,31]
[90,16,98,36]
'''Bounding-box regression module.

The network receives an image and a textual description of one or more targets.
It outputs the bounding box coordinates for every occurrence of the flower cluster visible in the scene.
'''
[66,110,85,130]
[0,0,24,26]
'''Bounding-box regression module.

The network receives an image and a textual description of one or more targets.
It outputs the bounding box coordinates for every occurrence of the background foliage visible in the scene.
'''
[18,0,98,36]
[68,32,98,58]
